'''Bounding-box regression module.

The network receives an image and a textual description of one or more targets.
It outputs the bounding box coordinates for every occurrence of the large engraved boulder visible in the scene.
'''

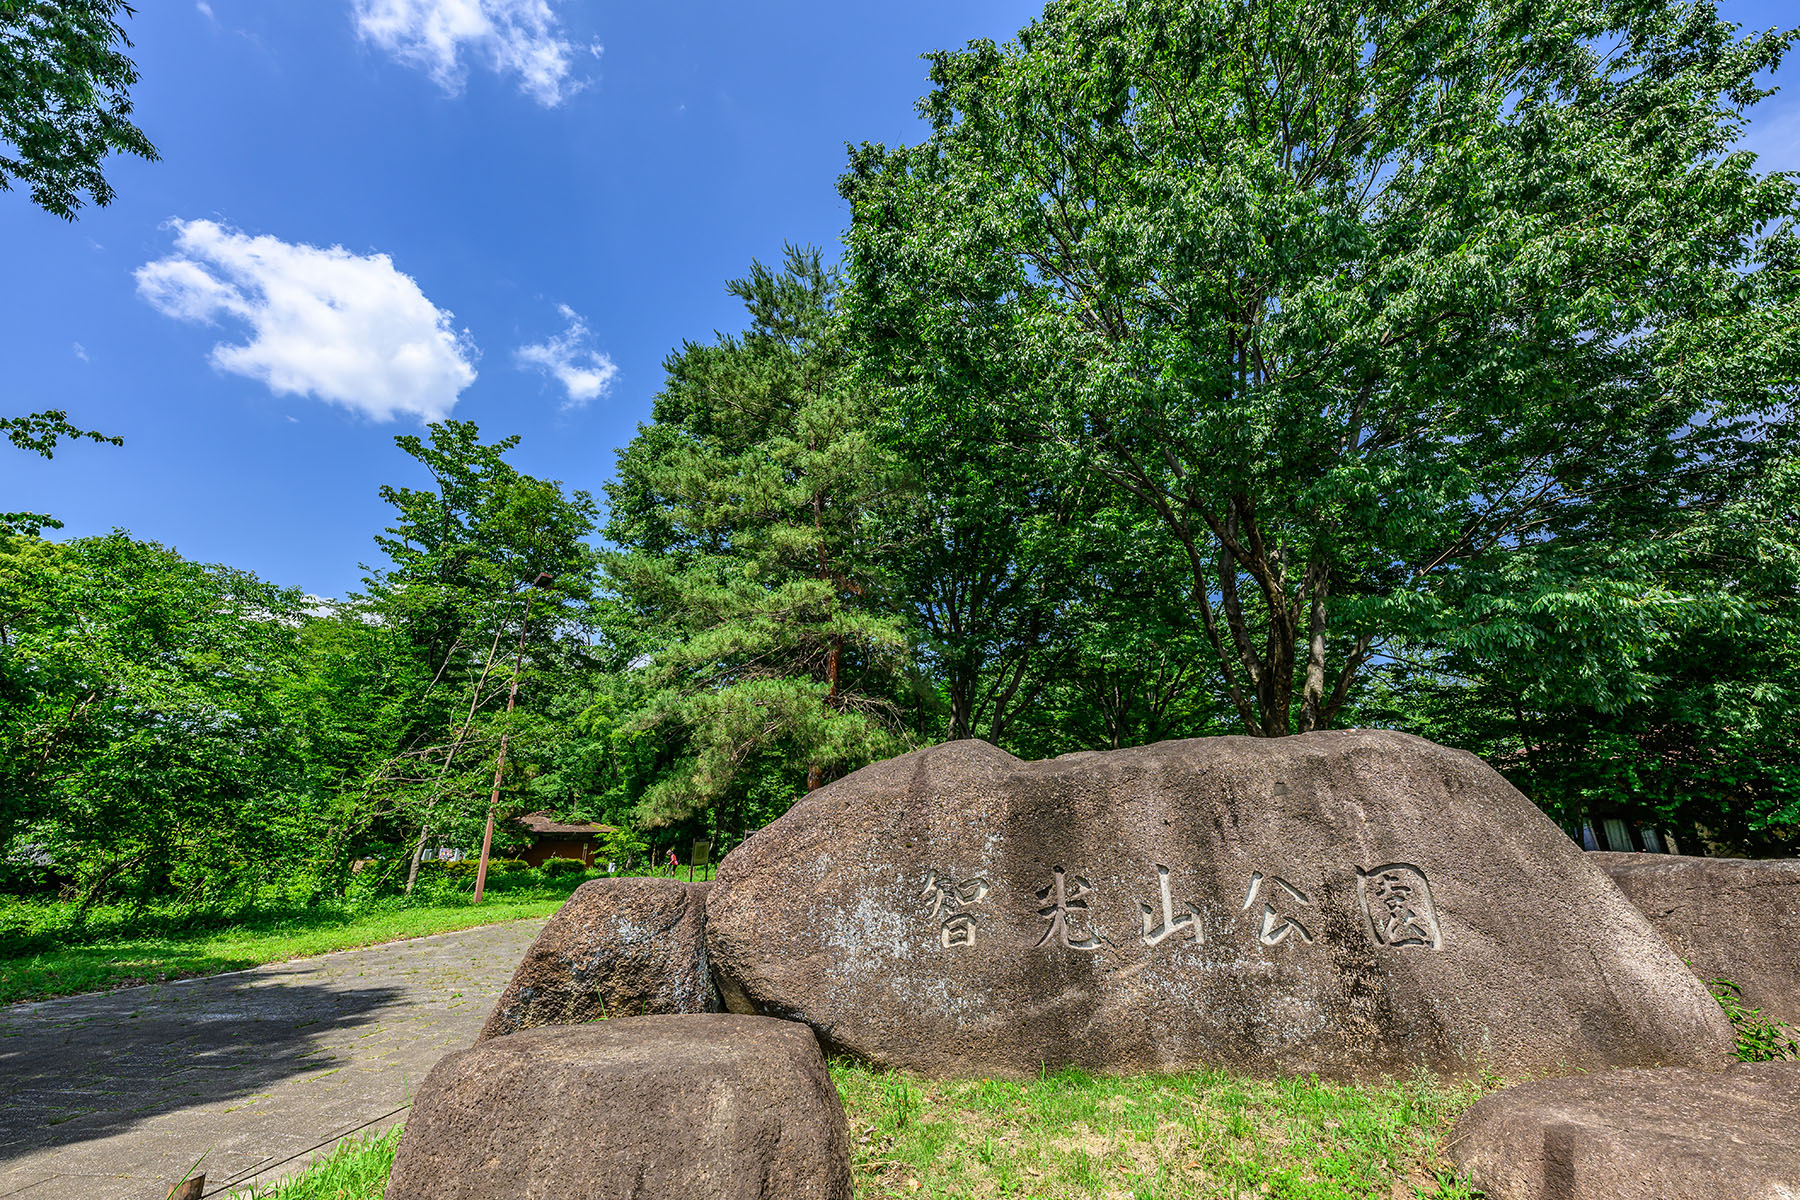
[706,731,1733,1079]
[478,878,716,1042]
[1591,852,1800,1026]
[386,1016,851,1200]
[1448,1061,1800,1199]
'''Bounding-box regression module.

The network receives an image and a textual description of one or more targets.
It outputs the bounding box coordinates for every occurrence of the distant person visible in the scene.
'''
[666,849,678,871]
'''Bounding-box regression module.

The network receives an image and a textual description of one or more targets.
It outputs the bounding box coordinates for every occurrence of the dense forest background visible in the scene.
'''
[3,0,1797,915]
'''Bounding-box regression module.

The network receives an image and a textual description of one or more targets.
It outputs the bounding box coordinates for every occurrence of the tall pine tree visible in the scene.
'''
[605,248,910,830]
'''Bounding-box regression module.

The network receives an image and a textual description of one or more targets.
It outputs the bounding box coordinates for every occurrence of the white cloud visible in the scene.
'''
[351,0,592,107]
[196,1,214,19]
[516,303,617,408]
[72,342,88,361]
[136,219,478,423]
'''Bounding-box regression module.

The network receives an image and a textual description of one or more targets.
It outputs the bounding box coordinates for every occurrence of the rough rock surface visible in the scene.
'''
[386,1016,851,1200]
[478,877,716,1041]
[1449,1061,1800,1199]
[706,731,1733,1079]
[1592,852,1800,1026]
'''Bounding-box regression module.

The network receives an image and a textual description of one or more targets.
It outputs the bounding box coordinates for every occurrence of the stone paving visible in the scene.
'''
[0,918,546,1200]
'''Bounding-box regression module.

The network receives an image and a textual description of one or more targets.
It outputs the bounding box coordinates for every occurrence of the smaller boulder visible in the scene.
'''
[1449,1061,1800,1200]
[1592,853,1800,1026]
[478,877,717,1041]
[387,1016,852,1200]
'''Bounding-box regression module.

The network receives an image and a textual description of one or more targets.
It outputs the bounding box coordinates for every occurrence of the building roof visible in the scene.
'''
[513,811,614,837]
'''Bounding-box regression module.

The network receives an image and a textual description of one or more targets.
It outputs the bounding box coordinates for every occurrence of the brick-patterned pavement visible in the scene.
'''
[0,918,546,1200]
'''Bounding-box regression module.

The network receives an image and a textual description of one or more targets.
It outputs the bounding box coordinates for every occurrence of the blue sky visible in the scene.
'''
[3,0,1797,600]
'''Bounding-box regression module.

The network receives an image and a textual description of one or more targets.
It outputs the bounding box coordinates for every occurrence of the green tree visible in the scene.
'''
[1007,506,1235,757]
[1368,450,1800,854]
[0,533,316,913]
[1,0,158,219]
[605,247,910,829]
[873,367,1099,746]
[842,0,1800,737]
[358,421,602,884]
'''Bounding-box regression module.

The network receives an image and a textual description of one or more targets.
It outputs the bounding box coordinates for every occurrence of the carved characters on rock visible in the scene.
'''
[705,732,1737,1079]
[920,858,1432,959]
[1356,864,1442,950]
[921,872,989,949]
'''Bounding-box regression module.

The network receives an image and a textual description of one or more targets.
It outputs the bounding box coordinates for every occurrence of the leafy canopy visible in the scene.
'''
[0,0,158,219]
[842,0,1800,736]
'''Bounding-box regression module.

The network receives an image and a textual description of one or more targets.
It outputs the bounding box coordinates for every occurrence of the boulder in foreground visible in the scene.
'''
[707,731,1733,1079]
[1591,852,1800,1027]
[387,1015,851,1200]
[1449,1061,1800,1199]
[478,877,716,1041]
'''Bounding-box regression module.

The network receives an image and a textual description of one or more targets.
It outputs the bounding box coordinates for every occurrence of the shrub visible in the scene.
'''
[539,857,589,877]
[441,857,529,882]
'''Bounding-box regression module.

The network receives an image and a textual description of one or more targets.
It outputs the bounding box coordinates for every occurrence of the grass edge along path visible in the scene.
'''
[246,1063,1483,1200]
[0,895,565,1006]
[231,1128,401,1199]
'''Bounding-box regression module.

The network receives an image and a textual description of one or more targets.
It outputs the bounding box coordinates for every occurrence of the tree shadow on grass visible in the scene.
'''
[0,971,407,1163]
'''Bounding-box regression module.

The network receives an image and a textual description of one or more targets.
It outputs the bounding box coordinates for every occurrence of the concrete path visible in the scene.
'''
[0,918,547,1200]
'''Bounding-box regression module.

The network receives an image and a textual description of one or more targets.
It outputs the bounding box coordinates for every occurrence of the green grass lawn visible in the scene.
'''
[836,1064,1480,1199]
[242,1063,1483,1200]
[0,893,565,1005]
[0,865,719,1005]
[0,870,603,1005]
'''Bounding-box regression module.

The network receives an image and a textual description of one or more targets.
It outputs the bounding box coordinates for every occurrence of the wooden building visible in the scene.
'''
[512,811,612,868]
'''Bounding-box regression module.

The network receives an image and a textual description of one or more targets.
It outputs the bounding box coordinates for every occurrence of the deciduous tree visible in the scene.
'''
[843,0,1800,736]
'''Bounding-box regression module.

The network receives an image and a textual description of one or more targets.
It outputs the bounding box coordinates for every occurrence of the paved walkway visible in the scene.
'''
[0,918,547,1200]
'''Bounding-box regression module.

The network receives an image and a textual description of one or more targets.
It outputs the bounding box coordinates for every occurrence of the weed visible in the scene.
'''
[1709,979,1800,1062]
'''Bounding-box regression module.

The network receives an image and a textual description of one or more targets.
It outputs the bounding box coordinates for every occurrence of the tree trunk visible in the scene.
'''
[404,824,430,894]
[1141,489,1370,737]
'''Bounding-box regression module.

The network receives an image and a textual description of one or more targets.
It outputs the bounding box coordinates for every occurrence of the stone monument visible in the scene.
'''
[706,731,1734,1079]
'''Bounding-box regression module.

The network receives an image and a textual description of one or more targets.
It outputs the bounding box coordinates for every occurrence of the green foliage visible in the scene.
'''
[538,856,589,876]
[0,533,327,913]
[1710,979,1800,1062]
[1,408,122,536]
[0,0,159,219]
[1,408,120,459]
[354,420,604,889]
[230,1127,400,1200]
[0,420,615,916]
[1363,449,1800,851]
[440,857,527,882]
[842,0,1800,739]
[595,822,647,867]
[604,247,911,827]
